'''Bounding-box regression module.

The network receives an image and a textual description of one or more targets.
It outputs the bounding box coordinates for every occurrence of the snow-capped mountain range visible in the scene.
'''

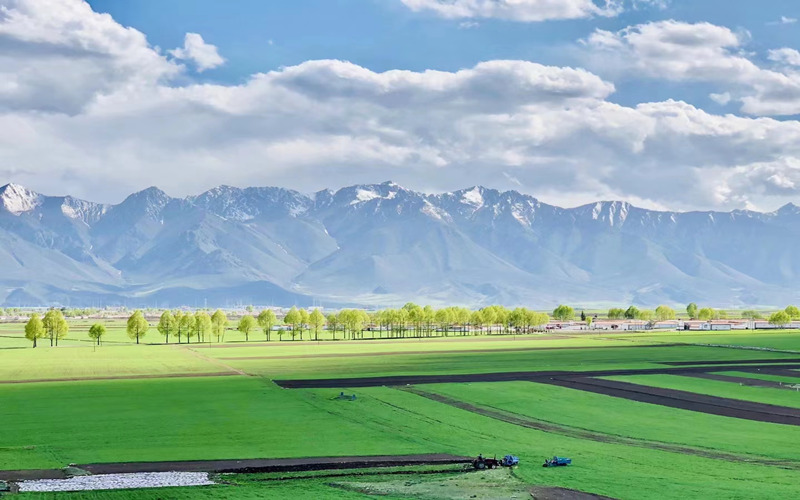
[0,181,798,308]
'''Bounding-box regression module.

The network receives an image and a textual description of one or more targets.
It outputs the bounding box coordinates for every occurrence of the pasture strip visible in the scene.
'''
[401,387,800,469]
[544,377,800,425]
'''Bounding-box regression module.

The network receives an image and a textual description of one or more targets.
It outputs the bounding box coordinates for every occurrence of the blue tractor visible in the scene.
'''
[501,455,519,467]
[543,456,572,467]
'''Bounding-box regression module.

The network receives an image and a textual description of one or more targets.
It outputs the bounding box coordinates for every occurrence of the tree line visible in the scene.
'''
[21,302,800,347]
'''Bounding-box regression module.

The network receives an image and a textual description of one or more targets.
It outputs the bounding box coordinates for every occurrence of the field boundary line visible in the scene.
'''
[0,372,240,384]
[179,345,250,376]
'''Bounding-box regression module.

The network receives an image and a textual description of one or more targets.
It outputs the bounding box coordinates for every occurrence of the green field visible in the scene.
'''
[3,330,800,498]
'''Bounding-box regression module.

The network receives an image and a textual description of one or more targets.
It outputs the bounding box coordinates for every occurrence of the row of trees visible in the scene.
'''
[22,301,800,347]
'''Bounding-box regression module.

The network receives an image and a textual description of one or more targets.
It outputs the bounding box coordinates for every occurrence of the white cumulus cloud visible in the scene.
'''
[583,20,800,116]
[399,0,625,21]
[169,32,225,72]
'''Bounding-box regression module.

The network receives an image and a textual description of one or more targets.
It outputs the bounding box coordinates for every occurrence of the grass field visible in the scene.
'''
[3,329,800,498]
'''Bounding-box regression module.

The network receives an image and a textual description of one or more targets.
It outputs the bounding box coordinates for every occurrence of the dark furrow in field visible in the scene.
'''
[401,387,800,469]
[678,373,800,389]
[543,378,800,425]
[661,358,800,366]
[274,363,800,388]
[750,368,800,379]
[219,343,684,361]
[0,455,471,481]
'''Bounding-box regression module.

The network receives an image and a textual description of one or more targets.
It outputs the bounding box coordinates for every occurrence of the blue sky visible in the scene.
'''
[3,0,800,211]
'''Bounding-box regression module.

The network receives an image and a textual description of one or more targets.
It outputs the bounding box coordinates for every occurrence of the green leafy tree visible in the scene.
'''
[194,312,212,343]
[697,308,716,321]
[769,311,792,328]
[237,315,256,341]
[298,309,309,340]
[88,323,106,345]
[43,309,69,346]
[24,313,45,348]
[639,310,654,322]
[283,306,301,340]
[326,313,339,340]
[655,305,676,321]
[741,310,762,320]
[182,313,196,343]
[552,305,575,321]
[126,310,149,344]
[607,308,625,320]
[257,309,277,341]
[173,311,186,343]
[785,306,800,320]
[157,311,175,344]
[211,310,228,342]
[624,306,640,320]
[308,309,326,340]
[686,303,698,319]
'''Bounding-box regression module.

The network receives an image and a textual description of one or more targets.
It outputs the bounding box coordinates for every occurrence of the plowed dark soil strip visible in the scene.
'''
[661,358,800,366]
[679,373,800,389]
[750,368,800,379]
[543,377,800,425]
[274,363,800,388]
[402,387,800,469]
[78,454,470,475]
[221,344,683,361]
[0,372,240,385]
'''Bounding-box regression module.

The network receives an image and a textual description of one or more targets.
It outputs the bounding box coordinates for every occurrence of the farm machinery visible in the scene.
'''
[543,456,572,467]
[471,454,519,470]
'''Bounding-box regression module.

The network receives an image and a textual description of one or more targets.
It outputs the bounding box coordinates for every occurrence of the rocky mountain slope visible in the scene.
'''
[0,181,797,308]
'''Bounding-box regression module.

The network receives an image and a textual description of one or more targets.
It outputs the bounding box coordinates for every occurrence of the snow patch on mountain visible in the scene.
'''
[462,187,484,207]
[0,183,42,215]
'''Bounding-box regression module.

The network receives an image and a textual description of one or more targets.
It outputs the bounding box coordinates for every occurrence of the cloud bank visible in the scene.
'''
[1,0,800,212]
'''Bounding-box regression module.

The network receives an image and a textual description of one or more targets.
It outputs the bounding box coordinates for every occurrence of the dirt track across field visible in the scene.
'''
[220,343,683,361]
[752,368,800,378]
[661,358,800,366]
[530,486,616,500]
[0,454,470,481]
[541,377,800,426]
[273,363,800,389]
[679,372,800,389]
[401,387,800,468]
[0,372,240,385]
